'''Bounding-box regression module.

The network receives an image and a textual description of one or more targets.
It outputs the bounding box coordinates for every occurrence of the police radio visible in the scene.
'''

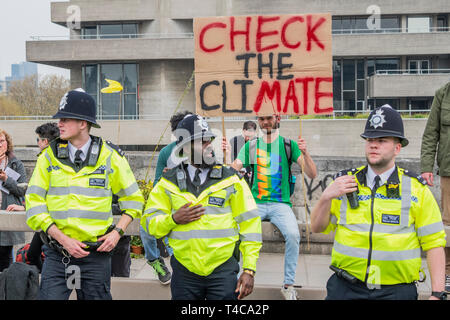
[335,170,359,209]
[88,138,100,167]
[176,167,187,192]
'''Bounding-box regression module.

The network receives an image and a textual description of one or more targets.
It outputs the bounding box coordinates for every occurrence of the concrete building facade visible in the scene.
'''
[25,0,450,147]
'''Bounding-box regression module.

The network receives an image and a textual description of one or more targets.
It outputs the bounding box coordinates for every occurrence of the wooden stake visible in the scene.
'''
[222,116,227,165]
[299,117,311,251]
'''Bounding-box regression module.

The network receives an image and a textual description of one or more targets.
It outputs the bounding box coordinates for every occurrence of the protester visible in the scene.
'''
[25,89,144,299]
[229,120,257,162]
[231,114,317,300]
[420,81,450,292]
[312,105,447,300]
[0,129,27,271]
[142,114,262,300]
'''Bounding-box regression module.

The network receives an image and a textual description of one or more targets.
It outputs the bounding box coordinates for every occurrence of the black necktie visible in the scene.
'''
[372,175,381,194]
[193,168,201,187]
[74,149,83,168]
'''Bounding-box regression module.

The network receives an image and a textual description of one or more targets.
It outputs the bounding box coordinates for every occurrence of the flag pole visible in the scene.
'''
[299,116,311,251]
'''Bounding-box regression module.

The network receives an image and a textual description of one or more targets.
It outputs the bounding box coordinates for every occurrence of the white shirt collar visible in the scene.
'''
[68,137,92,163]
[366,164,396,189]
[187,164,210,185]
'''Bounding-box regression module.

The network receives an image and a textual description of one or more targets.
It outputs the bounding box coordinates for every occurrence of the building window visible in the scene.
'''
[367,58,400,75]
[82,24,138,39]
[82,63,139,120]
[407,16,431,33]
[333,58,366,113]
[332,15,399,34]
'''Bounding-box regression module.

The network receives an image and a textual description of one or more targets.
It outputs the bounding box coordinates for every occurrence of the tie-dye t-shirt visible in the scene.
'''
[237,136,301,206]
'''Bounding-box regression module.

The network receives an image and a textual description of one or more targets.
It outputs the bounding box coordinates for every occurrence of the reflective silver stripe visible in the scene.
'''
[119,200,143,211]
[48,186,111,198]
[169,228,238,240]
[103,145,113,190]
[235,209,259,224]
[224,186,236,202]
[334,241,421,261]
[49,209,111,220]
[339,197,348,225]
[417,221,444,237]
[26,185,47,198]
[400,176,412,227]
[204,206,230,215]
[117,182,139,197]
[342,223,415,234]
[330,215,337,226]
[26,205,48,218]
[240,232,263,242]
[145,211,166,233]
[144,208,163,215]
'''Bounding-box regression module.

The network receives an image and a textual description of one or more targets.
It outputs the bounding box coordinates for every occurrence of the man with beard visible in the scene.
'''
[311,105,447,300]
[230,114,317,300]
[141,114,262,300]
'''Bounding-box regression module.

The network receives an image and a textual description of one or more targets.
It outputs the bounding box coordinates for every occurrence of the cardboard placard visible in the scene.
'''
[194,13,333,117]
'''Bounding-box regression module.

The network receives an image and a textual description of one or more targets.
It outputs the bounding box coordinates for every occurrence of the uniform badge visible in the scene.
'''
[386,183,400,198]
[369,109,386,129]
[59,93,68,110]
[208,196,225,207]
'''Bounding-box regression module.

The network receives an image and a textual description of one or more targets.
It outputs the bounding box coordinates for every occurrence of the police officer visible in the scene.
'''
[25,89,144,300]
[311,105,447,300]
[141,114,262,300]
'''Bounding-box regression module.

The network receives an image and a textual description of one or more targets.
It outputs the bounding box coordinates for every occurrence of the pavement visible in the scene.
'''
[129,252,433,298]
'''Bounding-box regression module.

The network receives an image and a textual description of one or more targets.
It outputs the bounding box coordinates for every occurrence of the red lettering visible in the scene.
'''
[256,16,280,52]
[281,16,304,49]
[199,22,226,53]
[306,15,326,51]
[253,81,281,113]
[314,77,333,114]
[295,77,314,114]
[230,16,251,51]
[283,80,299,113]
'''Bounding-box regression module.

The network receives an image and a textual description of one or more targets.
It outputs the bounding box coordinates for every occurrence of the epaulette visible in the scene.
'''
[334,168,358,180]
[105,140,125,157]
[402,169,428,185]
[222,165,242,179]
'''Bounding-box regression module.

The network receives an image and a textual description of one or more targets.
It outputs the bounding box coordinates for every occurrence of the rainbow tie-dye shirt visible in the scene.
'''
[238,136,301,206]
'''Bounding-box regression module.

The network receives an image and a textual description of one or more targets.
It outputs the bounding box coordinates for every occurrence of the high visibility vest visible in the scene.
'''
[142,164,262,276]
[324,165,446,285]
[26,136,144,242]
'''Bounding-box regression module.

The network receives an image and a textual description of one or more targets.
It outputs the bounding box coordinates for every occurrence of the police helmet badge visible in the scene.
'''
[369,109,386,129]
[59,92,68,110]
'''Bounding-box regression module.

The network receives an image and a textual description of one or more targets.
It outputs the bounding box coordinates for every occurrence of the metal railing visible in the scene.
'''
[332,26,449,34]
[30,33,194,41]
[374,69,450,75]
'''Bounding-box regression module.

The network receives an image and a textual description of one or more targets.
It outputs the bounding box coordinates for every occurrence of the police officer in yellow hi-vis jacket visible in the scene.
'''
[26,89,144,300]
[141,114,262,300]
[311,104,447,300]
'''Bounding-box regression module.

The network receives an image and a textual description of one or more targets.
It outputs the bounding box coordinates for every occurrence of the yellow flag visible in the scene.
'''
[101,79,123,93]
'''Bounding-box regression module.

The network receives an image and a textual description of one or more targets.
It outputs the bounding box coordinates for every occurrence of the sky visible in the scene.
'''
[0,0,70,80]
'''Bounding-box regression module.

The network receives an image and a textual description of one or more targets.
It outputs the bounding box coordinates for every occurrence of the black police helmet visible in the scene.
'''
[53,89,100,128]
[361,104,408,147]
[174,114,216,148]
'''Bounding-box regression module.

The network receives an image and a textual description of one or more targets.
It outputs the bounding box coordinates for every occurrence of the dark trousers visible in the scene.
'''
[111,236,131,277]
[326,273,418,300]
[170,255,239,300]
[27,233,44,272]
[0,245,12,272]
[39,245,112,300]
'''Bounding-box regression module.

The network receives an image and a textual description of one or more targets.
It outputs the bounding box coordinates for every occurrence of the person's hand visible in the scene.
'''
[97,229,121,252]
[297,136,307,153]
[6,204,25,211]
[222,137,231,153]
[235,272,254,299]
[162,167,170,173]
[172,202,205,224]
[421,172,434,186]
[322,175,357,201]
[59,236,90,258]
[0,170,8,182]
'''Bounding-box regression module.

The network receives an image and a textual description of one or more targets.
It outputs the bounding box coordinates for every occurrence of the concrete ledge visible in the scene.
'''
[2,212,449,248]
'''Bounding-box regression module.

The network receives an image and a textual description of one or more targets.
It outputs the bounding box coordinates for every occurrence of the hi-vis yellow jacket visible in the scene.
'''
[324,165,446,285]
[142,164,262,276]
[26,136,144,242]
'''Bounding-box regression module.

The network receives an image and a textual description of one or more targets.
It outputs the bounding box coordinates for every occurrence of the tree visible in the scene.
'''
[8,74,70,116]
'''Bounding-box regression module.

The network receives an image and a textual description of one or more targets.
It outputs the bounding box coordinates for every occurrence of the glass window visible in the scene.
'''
[332,17,342,33]
[437,16,448,31]
[82,26,97,39]
[381,16,400,32]
[99,24,123,39]
[123,64,137,93]
[354,17,369,33]
[343,91,355,111]
[343,60,355,90]
[357,80,365,101]
[84,65,98,94]
[407,17,431,33]
[101,64,123,119]
[375,58,399,73]
[341,18,352,34]
[367,59,375,76]
[333,60,342,102]
[122,24,138,38]
[124,94,137,119]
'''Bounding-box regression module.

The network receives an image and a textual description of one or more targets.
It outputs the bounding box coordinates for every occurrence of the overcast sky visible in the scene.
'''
[0,0,70,80]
